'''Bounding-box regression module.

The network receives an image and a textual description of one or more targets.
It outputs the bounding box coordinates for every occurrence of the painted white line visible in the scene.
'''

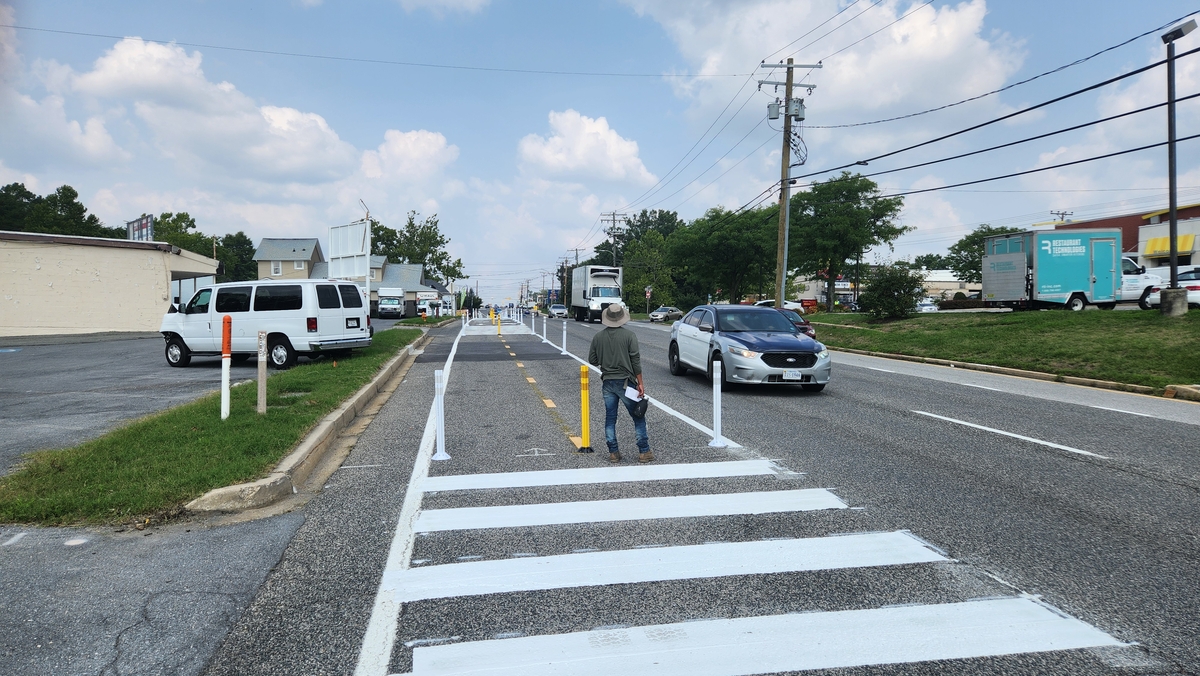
[962,383,1003,392]
[423,459,777,492]
[383,531,944,603]
[2,532,27,546]
[1090,405,1156,419]
[412,597,1121,676]
[354,327,467,676]
[414,489,847,532]
[913,411,1107,459]
[865,366,895,373]
[559,349,743,448]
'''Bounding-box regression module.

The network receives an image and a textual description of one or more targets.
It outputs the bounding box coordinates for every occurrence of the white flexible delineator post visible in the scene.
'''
[709,360,727,447]
[432,369,450,461]
[560,319,568,355]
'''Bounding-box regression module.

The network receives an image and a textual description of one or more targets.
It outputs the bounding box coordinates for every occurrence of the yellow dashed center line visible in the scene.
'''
[527,377,536,383]
[543,399,556,408]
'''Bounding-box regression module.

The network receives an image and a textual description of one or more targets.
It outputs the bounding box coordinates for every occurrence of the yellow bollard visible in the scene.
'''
[578,365,593,453]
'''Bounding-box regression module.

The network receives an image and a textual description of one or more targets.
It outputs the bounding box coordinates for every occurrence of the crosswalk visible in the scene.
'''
[356,330,1124,676]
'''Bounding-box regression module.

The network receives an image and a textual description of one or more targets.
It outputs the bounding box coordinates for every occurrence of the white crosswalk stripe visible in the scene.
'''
[412,597,1123,676]
[421,459,779,491]
[413,488,846,532]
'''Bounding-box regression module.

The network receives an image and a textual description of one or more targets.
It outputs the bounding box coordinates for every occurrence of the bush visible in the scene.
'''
[953,292,967,300]
[859,264,927,319]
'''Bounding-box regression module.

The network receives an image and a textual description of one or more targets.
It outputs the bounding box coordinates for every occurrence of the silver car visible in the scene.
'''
[648,306,683,322]
[549,304,569,318]
[668,305,831,392]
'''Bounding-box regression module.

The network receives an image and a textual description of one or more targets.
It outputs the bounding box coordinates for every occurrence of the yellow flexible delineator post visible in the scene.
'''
[578,364,593,453]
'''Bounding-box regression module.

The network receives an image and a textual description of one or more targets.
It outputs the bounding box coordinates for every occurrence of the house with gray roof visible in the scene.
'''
[253,238,325,280]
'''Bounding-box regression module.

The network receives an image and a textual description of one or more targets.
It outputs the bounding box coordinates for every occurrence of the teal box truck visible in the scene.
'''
[982,229,1159,310]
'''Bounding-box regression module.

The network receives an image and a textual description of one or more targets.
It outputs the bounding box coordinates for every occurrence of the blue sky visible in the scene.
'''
[2,1,1199,301]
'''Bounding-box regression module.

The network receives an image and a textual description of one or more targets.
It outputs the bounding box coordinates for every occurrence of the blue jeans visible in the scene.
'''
[602,378,649,454]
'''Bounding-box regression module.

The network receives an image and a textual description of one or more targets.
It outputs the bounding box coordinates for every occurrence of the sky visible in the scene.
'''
[2,0,1199,302]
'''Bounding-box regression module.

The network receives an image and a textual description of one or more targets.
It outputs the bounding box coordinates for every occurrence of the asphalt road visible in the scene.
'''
[196,315,1199,675]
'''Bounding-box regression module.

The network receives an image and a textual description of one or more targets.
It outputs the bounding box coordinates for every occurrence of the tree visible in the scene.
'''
[372,211,466,284]
[155,212,214,256]
[4,184,123,238]
[622,230,677,311]
[859,263,927,319]
[945,224,1023,284]
[667,205,776,305]
[789,173,908,310]
[216,231,257,282]
[913,253,949,270]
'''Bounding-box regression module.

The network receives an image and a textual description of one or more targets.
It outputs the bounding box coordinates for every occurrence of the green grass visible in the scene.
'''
[0,328,422,526]
[809,311,1200,389]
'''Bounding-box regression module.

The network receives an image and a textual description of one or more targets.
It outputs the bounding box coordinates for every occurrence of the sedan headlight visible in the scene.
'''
[727,345,760,359]
[817,348,829,359]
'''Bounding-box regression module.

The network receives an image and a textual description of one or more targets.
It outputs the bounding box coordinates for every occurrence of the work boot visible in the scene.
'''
[638,451,655,463]
[608,452,621,464]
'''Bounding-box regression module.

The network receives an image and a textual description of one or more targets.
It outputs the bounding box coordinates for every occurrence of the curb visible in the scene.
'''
[829,347,1158,395]
[186,329,435,512]
[1164,384,1200,402]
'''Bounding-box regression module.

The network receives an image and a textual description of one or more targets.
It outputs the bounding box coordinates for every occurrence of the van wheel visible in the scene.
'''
[668,343,688,376]
[268,337,297,370]
[1065,294,1086,312]
[1138,287,1154,310]
[165,337,191,367]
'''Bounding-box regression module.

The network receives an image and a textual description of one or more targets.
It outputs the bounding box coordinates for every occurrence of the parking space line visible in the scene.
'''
[422,459,777,491]
[414,489,846,532]
[1090,405,1156,418]
[383,531,945,603]
[913,411,1107,458]
[962,383,1003,392]
[2,532,27,546]
[412,597,1121,676]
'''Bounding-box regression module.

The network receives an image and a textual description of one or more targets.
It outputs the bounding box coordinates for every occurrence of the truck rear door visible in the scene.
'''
[1090,239,1117,302]
[338,284,368,341]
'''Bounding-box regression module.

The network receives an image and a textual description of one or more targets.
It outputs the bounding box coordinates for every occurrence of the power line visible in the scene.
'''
[1,23,752,78]
[800,91,1200,188]
[793,0,935,63]
[806,10,1200,129]
[795,45,1200,181]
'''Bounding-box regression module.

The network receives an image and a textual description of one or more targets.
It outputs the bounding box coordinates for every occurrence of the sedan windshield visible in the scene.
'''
[778,308,805,323]
[653,307,671,313]
[717,309,797,332]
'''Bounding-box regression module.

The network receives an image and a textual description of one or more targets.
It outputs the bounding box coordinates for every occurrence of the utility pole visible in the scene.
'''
[760,59,820,308]
[1050,210,1073,222]
[600,213,628,266]
[568,248,586,266]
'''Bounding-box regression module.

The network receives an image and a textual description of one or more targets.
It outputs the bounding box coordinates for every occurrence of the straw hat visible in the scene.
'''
[601,303,630,327]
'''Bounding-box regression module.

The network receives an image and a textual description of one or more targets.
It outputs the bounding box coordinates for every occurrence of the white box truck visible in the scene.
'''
[377,287,405,318]
[571,265,623,322]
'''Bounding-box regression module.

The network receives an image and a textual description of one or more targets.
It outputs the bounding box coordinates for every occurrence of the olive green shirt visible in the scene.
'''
[588,326,642,382]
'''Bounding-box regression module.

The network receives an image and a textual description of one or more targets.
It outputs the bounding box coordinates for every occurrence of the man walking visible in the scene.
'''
[588,303,652,464]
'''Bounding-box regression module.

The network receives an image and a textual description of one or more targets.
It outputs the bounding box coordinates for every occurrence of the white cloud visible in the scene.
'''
[398,0,490,14]
[519,109,657,186]
[71,38,358,184]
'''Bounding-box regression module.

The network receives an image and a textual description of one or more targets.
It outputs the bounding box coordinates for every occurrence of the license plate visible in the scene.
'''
[346,318,359,329]
[782,369,804,381]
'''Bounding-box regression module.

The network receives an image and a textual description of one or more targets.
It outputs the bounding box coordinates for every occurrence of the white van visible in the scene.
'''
[160,279,372,369]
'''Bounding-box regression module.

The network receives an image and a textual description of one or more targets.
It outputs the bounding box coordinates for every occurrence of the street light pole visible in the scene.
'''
[1161,19,1195,315]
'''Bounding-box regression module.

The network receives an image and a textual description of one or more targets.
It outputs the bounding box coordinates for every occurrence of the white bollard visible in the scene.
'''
[560,319,568,355]
[541,314,548,342]
[433,369,450,461]
[708,360,727,447]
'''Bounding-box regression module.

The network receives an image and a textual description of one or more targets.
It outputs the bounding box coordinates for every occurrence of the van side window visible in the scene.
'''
[317,285,341,309]
[338,284,364,309]
[254,285,304,311]
[215,286,252,313]
[186,289,212,314]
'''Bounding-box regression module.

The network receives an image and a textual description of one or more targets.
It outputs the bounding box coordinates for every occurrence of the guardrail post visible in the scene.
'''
[560,319,568,355]
[220,315,232,420]
[256,330,267,414]
[708,360,727,447]
[433,369,450,461]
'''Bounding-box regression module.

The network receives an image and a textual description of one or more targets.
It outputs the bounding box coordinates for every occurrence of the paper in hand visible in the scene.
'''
[624,385,643,401]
